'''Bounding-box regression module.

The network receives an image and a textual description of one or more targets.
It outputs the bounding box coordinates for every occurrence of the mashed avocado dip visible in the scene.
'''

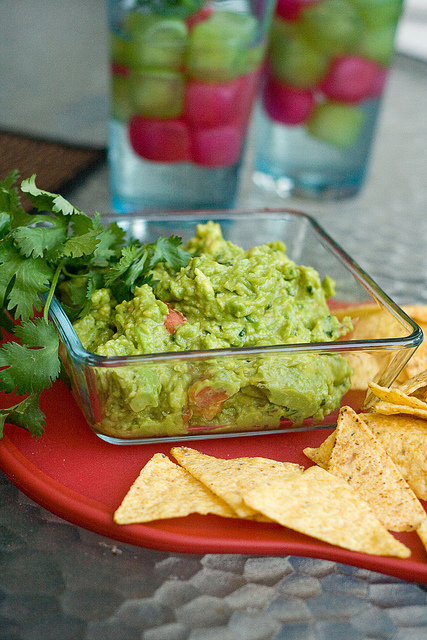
[73,222,352,439]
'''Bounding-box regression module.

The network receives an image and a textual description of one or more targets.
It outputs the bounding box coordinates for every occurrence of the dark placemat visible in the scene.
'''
[0,131,106,211]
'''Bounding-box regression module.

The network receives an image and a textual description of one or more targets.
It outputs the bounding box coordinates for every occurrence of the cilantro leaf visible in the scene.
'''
[21,174,85,217]
[0,308,15,335]
[0,318,60,394]
[125,248,152,291]
[12,220,68,258]
[0,212,11,239]
[92,220,125,268]
[104,236,190,296]
[0,172,192,439]
[0,169,21,193]
[0,238,52,320]
[149,235,191,270]
[57,275,91,312]
[56,228,101,260]
[69,210,96,236]
[104,245,140,287]
[0,170,31,228]
[0,392,46,438]
[57,272,105,321]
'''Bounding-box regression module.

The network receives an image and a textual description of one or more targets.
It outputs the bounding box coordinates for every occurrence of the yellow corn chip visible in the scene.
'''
[369,381,427,411]
[243,466,410,558]
[114,453,237,524]
[327,407,426,532]
[395,370,427,399]
[332,306,407,391]
[373,400,427,420]
[345,353,381,391]
[170,447,303,519]
[360,411,427,501]
[403,305,427,324]
[397,306,427,382]
[303,432,336,468]
[305,412,427,501]
[333,303,380,321]
[333,305,397,339]
[332,306,390,390]
[397,353,427,385]
[416,518,427,553]
[334,305,427,387]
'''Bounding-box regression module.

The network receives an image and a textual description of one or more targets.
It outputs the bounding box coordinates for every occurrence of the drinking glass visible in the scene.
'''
[253,0,404,200]
[107,0,275,212]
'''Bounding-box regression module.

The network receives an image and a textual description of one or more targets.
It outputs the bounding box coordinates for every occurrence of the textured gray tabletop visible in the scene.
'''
[1,1,427,638]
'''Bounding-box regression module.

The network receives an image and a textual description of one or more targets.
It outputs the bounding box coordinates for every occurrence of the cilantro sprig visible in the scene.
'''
[0,171,190,438]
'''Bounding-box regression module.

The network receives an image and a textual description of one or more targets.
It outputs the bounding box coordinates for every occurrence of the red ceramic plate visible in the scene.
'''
[1,381,426,584]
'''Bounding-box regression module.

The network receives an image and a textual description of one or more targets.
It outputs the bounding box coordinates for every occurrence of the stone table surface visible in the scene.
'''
[1,1,427,638]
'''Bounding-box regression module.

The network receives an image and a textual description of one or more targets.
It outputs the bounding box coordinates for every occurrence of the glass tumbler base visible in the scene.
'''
[252,169,364,201]
[108,120,241,213]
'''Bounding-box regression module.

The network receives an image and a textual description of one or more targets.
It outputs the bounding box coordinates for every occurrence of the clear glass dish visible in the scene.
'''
[48,209,422,444]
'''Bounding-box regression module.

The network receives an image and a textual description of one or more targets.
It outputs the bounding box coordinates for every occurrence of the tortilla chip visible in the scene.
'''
[114,453,237,524]
[373,400,427,420]
[403,305,427,324]
[346,353,382,391]
[398,357,427,384]
[243,465,410,558]
[360,412,427,501]
[170,447,303,519]
[334,304,427,387]
[327,407,426,532]
[333,303,380,321]
[369,381,427,411]
[306,412,427,501]
[395,370,427,399]
[333,305,398,340]
[416,518,427,554]
[397,305,427,382]
[303,432,336,468]
[397,356,427,386]
[333,307,390,390]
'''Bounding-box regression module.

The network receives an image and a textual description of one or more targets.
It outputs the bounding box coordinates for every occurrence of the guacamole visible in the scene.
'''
[73,222,352,438]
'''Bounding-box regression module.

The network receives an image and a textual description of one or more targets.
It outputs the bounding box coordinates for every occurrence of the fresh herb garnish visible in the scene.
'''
[0,171,191,438]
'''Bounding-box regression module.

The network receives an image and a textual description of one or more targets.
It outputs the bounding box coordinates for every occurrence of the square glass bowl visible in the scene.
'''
[48,210,422,444]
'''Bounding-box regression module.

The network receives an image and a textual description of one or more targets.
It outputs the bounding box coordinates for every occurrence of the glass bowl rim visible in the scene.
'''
[49,208,423,367]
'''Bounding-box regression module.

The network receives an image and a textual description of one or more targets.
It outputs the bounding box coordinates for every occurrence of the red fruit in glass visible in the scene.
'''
[263,75,315,125]
[111,62,129,77]
[186,4,214,30]
[236,70,262,125]
[184,78,242,127]
[191,124,243,167]
[129,116,191,162]
[276,0,322,21]
[367,67,388,98]
[320,55,382,103]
